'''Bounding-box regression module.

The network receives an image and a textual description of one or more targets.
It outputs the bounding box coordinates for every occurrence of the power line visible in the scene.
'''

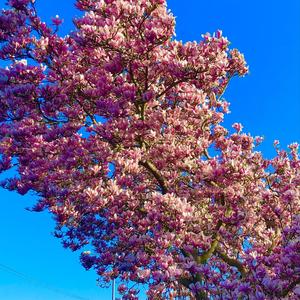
[0,262,92,300]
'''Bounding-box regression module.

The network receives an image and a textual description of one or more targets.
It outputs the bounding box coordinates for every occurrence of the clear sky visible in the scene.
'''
[0,1,299,299]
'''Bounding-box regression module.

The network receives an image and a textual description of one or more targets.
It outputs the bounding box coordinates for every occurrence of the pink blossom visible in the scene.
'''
[52,15,63,26]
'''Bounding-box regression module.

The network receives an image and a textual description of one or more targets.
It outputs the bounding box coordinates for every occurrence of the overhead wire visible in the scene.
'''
[0,262,92,300]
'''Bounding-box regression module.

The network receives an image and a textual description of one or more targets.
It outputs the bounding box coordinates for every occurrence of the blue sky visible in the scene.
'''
[0,1,299,299]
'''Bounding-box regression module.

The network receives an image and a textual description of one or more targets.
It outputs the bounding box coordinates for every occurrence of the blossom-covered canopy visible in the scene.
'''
[0,0,299,299]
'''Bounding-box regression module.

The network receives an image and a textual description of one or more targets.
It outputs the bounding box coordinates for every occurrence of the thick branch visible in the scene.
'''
[216,249,247,278]
[197,234,220,264]
[139,160,167,194]
[267,227,280,254]
[178,277,192,289]
[197,220,223,264]
[179,278,208,300]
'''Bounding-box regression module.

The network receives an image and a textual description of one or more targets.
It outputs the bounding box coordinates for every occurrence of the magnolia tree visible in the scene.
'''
[0,0,299,299]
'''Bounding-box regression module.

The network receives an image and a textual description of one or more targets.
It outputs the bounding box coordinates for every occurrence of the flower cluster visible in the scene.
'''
[0,0,299,299]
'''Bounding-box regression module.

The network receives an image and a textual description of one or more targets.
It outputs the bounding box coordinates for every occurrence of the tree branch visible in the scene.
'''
[216,76,232,102]
[197,220,223,264]
[216,249,247,278]
[139,160,167,194]
[197,234,220,264]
